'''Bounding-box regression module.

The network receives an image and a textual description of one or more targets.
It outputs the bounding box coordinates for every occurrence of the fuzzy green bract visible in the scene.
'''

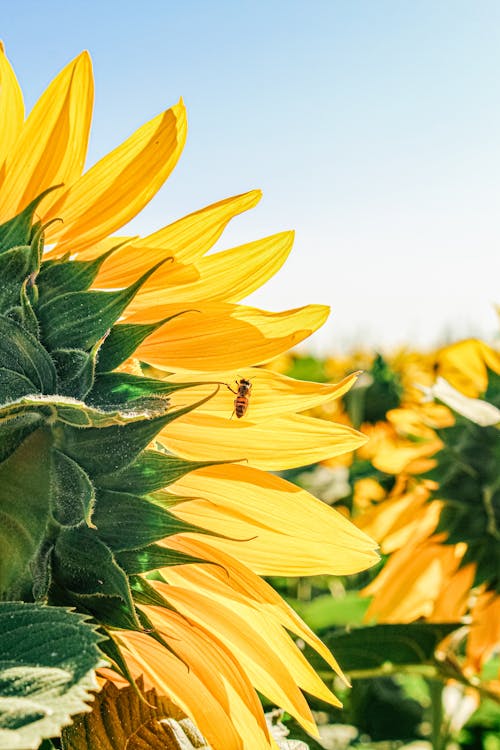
[0,193,220,747]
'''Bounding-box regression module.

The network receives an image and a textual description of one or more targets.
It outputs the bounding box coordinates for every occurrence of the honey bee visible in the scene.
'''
[226,378,252,418]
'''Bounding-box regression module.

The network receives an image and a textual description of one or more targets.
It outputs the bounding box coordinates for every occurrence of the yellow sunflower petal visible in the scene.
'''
[0,51,93,221]
[160,411,366,470]
[162,536,348,680]
[130,302,329,371]
[152,581,328,735]
[437,339,500,398]
[0,43,24,177]
[164,368,358,421]
[143,607,272,749]
[363,541,464,623]
[168,464,378,575]
[116,629,251,750]
[127,231,294,310]
[44,100,187,253]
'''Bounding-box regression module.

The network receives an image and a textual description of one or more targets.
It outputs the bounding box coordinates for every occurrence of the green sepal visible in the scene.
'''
[130,574,177,609]
[0,394,169,431]
[51,450,96,527]
[52,526,140,628]
[57,413,172,476]
[38,260,166,352]
[95,311,195,373]
[0,244,31,312]
[0,429,52,599]
[0,315,57,402]
[92,489,210,551]
[134,606,186,665]
[95,448,227,493]
[30,538,54,603]
[0,186,61,253]
[0,411,43,464]
[52,348,97,399]
[19,278,40,338]
[116,544,207,574]
[37,245,119,299]
[97,628,140,686]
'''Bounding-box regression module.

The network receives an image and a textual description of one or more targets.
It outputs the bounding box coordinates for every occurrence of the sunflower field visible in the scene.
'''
[0,48,498,750]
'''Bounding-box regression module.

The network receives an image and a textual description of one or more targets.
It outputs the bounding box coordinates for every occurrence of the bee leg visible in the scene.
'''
[225,382,238,394]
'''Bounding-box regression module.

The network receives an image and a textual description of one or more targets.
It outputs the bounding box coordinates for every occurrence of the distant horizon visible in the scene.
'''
[2,0,500,355]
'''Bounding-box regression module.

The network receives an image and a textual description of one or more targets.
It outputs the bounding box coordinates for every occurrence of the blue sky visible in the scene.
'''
[3,0,500,352]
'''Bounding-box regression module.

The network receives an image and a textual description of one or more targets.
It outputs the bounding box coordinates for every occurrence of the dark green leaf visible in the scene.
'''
[0,411,43,465]
[0,601,104,750]
[317,623,461,672]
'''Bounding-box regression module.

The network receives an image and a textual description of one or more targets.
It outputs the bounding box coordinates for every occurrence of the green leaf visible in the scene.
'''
[95,449,226,493]
[116,544,207,574]
[92,490,208,551]
[58,414,171,476]
[0,601,104,750]
[38,262,165,352]
[317,623,461,673]
[0,316,57,403]
[61,678,210,750]
[292,592,371,632]
[0,187,61,253]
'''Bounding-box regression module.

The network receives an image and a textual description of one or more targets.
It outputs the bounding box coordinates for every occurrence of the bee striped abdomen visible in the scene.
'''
[234,395,249,418]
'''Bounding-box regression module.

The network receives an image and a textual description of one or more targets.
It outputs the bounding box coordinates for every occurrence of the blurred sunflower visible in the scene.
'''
[0,47,379,748]
[357,339,500,681]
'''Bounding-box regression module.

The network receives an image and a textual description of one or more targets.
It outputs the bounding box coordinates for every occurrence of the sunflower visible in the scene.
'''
[0,47,379,749]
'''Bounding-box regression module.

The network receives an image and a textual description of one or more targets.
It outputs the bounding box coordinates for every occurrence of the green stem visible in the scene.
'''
[428,679,445,750]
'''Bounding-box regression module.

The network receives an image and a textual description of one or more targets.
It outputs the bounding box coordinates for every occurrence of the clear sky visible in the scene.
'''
[2,0,500,353]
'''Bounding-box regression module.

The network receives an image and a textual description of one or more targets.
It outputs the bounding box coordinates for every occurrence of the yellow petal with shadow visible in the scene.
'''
[0,52,93,221]
[362,540,465,623]
[0,44,24,181]
[127,231,294,309]
[151,580,335,735]
[160,411,366,470]
[131,302,329,371]
[44,100,187,253]
[160,535,351,682]
[114,627,260,750]
[167,464,378,575]
[164,368,359,421]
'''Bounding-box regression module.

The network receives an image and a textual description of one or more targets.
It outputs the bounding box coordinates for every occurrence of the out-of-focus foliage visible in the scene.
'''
[267,338,500,749]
